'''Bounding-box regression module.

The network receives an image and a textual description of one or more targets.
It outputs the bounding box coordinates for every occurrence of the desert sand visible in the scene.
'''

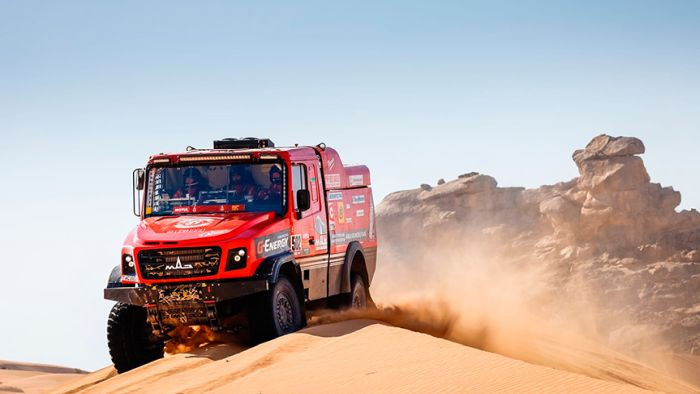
[48,319,698,394]
[0,360,86,394]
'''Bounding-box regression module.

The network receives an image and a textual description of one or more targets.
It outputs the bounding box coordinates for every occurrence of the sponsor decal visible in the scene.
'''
[174,218,216,229]
[346,217,353,223]
[326,173,341,188]
[199,230,227,237]
[352,195,365,204]
[291,234,302,253]
[332,230,369,245]
[173,205,243,214]
[337,202,345,224]
[314,215,327,235]
[166,256,194,270]
[315,236,328,250]
[327,192,343,201]
[348,174,364,186]
[146,169,156,210]
[255,230,291,258]
[327,157,336,170]
[121,275,138,283]
[356,209,365,217]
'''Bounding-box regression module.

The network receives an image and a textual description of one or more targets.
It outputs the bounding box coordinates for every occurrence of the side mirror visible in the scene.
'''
[134,168,145,190]
[296,189,311,214]
[133,169,145,217]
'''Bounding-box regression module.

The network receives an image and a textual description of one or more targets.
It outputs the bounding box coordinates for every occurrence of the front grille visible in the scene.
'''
[138,247,221,279]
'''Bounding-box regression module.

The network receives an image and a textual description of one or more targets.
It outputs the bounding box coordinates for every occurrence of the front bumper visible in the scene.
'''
[104,279,269,306]
[105,279,270,333]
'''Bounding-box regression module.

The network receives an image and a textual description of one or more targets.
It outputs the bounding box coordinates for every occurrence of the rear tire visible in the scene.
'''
[350,274,371,309]
[107,303,164,373]
[248,277,305,342]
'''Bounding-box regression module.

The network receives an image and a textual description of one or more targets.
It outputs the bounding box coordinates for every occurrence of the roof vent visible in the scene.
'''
[213,138,275,149]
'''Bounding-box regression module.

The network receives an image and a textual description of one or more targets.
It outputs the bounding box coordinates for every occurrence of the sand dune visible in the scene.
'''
[49,319,697,394]
[0,360,86,394]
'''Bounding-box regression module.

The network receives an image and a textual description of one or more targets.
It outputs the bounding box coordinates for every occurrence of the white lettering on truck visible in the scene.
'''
[255,230,291,258]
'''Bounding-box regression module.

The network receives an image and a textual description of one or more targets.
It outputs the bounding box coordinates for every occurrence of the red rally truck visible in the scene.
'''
[104,138,377,372]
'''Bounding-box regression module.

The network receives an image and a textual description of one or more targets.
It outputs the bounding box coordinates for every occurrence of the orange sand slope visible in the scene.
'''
[51,319,695,394]
[0,360,86,394]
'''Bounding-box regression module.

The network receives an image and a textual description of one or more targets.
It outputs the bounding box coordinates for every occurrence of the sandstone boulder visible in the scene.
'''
[573,134,645,165]
[577,156,650,192]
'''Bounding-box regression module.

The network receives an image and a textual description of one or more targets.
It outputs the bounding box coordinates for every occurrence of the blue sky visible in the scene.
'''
[1,1,698,370]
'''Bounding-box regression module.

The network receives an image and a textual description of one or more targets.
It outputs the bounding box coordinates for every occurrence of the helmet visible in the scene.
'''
[229,166,246,184]
[183,168,205,187]
[269,165,282,184]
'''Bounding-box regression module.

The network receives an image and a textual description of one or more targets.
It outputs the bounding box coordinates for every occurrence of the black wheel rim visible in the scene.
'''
[275,293,295,333]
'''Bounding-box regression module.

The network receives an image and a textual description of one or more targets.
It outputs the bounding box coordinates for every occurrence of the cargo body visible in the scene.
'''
[104,138,377,373]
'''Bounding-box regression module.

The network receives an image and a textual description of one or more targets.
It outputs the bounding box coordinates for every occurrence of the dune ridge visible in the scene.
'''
[0,360,86,394]
[307,306,699,393]
[52,320,683,394]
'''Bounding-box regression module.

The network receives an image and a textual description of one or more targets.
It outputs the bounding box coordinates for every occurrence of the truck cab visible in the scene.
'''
[104,138,377,372]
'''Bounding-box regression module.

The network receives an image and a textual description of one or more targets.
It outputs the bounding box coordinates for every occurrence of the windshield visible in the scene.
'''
[145,162,286,217]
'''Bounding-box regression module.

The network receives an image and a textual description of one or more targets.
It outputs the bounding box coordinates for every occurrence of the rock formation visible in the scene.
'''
[377,134,700,355]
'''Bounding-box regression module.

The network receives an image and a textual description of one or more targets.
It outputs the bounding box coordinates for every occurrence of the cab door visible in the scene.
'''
[290,159,329,301]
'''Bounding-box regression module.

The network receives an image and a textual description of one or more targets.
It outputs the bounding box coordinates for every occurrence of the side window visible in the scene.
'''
[291,164,307,211]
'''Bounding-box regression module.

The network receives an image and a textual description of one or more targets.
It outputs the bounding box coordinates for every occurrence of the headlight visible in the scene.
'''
[226,248,247,271]
[122,254,136,276]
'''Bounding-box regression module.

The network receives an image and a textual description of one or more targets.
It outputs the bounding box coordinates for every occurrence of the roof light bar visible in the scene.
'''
[179,154,251,162]
[259,154,278,160]
[214,138,275,149]
[151,158,171,164]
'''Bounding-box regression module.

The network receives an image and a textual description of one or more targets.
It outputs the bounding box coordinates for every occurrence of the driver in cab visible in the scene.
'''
[256,165,283,203]
[173,168,208,201]
[229,166,258,202]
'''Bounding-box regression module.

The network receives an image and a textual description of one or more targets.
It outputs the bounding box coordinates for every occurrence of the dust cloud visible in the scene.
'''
[332,135,700,391]
[309,233,698,392]
[161,231,698,391]
[163,203,697,390]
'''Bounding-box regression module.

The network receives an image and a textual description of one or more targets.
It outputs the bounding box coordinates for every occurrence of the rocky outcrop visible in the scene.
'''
[377,134,700,355]
[567,135,682,247]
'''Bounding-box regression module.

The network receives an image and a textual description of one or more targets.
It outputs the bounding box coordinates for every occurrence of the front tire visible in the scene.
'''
[249,277,305,341]
[107,303,164,373]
